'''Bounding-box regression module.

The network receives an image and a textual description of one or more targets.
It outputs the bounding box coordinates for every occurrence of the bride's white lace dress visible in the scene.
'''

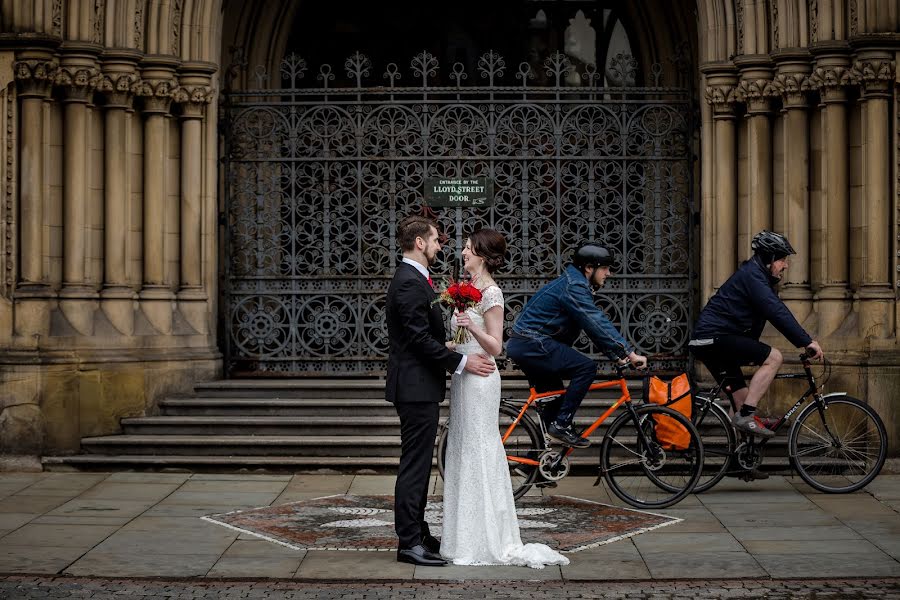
[440,285,569,569]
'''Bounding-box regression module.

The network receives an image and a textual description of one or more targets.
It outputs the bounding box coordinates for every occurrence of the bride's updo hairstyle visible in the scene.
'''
[468,229,507,274]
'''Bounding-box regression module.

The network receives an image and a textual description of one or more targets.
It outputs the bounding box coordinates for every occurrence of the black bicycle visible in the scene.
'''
[692,351,887,494]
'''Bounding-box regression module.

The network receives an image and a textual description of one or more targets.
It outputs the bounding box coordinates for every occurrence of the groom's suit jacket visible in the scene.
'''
[385,262,463,404]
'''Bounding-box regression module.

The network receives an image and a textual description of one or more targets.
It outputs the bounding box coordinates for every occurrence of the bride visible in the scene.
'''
[440,228,569,570]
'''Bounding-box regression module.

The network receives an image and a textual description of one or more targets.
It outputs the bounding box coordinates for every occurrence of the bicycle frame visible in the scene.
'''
[500,371,634,466]
[703,354,825,440]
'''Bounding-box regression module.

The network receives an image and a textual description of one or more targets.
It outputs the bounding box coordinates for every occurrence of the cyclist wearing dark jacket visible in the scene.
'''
[506,243,647,448]
[689,231,823,439]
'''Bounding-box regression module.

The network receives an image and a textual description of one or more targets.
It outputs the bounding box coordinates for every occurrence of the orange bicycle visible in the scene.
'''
[437,362,704,509]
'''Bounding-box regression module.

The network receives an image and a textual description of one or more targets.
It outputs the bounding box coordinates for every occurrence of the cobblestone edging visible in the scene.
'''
[0,576,898,599]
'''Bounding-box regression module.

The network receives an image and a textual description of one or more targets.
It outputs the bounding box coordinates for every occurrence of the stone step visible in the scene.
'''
[191,378,643,399]
[157,397,622,417]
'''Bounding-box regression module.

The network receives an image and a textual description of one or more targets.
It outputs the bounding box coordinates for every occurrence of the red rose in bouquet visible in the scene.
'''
[432,278,483,344]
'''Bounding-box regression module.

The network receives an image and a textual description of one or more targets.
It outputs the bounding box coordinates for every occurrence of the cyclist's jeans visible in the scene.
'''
[507,336,596,428]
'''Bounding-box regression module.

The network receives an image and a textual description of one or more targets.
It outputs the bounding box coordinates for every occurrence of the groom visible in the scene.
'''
[386,215,495,567]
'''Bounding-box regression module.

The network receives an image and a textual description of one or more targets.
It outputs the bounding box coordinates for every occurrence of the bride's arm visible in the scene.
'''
[456,305,504,357]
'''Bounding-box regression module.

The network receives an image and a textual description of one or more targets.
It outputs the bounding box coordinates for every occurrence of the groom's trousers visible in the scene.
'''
[393,401,440,549]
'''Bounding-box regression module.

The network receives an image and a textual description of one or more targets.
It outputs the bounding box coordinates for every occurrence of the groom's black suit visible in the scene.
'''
[386,261,463,550]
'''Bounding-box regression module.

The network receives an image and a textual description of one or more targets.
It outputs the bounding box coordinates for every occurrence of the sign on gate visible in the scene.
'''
[425,177,494,207]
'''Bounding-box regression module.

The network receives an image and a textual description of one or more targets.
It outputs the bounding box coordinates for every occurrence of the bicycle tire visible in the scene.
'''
[436,402,543,501]
[692,396,736,493]
[789,395,887,493]
[600,404,703,509]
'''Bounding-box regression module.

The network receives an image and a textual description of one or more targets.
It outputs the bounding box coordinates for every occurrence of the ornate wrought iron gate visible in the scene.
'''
[222,51,695,376]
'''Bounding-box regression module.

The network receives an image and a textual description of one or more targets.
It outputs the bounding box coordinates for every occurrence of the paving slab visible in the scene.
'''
[0,512,36,531]
[864,478,900,500]
[285,474,355,494]
[104,472,192,484]
[0,495,71,514]
[156,490,282,507]
[727,524,863,541]
[806,493,899,518]
[754,551,900,578]
[740,538,886,554]
[642,551,767,579]
[632,532,744,554]
[177,479,290,494]
[415,562,563,580]
[207,555,304,579]
[90,527,237,556]
[45,498,155,520]
[0,523,119,548]
[78,482,181,501]
[294,550,415,579]
[189,473,293,482]
[0,545,86,574]
[222,540,307,558]
[346,476,397,495]
[703,502,840,527]
[651,508,727,533]
[559,541,652,580]
[13,474,107,496]
[62,551,221,577]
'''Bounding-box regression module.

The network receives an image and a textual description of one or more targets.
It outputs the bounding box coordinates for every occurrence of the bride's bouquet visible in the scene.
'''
[432,278,483,344]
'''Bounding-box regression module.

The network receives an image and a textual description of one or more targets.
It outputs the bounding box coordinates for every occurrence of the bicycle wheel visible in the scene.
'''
[789,395,887,493]
[692,395,736,493]
[600,404,703,509]
[436,402,543,500]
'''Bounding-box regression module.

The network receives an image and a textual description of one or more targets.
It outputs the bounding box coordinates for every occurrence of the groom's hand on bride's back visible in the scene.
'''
[464,353,496,376]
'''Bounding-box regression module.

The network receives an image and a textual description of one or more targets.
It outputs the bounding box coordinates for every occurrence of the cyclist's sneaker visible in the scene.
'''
[732,413,775,438]
[547,422,590,448]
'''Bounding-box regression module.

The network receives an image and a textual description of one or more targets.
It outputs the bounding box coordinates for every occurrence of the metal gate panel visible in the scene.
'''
[223,51,695,375]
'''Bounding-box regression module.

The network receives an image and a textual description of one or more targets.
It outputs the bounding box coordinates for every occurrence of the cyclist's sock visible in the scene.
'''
[739,405,756,417]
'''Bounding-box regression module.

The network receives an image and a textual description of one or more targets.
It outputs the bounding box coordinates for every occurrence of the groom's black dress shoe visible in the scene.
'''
[397,544,447,566]
[422,534,441,554]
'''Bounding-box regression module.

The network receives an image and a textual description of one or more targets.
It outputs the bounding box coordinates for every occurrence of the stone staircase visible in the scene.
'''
[42,378,790,473]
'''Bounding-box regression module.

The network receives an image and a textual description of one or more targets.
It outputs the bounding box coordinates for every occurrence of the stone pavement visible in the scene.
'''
[0,471,897,588]
[0,577,898,599]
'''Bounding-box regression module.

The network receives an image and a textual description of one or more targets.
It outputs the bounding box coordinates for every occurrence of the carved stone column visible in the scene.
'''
[97,50,142,335]
[56,44,101,335]
[772,50,814,323]
[12,49,57,341]
[13,52,57,296]
[702,65,739,288]
[809,43,853,336]
[135,56,179,334]
[852,48,896,339]
[173,62,215,334]
[735,56,775,260]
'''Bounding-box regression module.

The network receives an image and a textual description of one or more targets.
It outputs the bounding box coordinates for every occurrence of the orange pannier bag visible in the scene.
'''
[644,373,693,450]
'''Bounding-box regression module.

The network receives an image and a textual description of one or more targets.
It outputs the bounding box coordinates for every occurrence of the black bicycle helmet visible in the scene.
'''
[751,230,796,263]
[572,243,615,268]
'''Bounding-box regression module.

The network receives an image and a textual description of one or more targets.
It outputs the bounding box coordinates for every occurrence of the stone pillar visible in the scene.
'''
[97,50,142,335]
[735,56,775,259]
[852,49,896,339]
[772,50,814,324]
[173,62,215,334]
[702,65,739,288]
[809,44,853,336]
[135,57,179,334]
[56,44,101,335]
[12,52,57,294]
[12,50,57,341]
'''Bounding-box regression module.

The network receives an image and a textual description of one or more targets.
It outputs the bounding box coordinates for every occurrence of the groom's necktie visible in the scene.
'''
[427,276,433,287]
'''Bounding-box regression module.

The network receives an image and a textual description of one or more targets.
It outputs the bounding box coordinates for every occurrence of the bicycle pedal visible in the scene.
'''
[535,480,558,489]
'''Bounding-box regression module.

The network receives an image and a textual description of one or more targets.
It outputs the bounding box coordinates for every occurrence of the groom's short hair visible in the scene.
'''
[398,215,439,252]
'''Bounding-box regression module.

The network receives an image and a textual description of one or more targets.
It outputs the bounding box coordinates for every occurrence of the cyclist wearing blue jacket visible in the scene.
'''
[507,243,647,448]
[689,230,824,439]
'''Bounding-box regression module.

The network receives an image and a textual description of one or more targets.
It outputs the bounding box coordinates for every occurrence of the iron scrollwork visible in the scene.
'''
[223,50,695,375]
